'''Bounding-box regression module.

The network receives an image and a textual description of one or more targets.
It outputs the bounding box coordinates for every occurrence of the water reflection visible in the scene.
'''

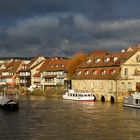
[0,96,139,140]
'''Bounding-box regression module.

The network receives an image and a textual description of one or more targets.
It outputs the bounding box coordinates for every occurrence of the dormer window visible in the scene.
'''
[114,57,118,61]
[61,64,64,67]
[101,70,106,75]
[110,69,116,75]
[50,65,53,68]
[136,55,140,63]
[23,65,26,69]
[85,71,89,75]
[56,65,59,67]
[87,59,92,64]
[92,70,97,75]
[77,71,81,75]
[95,58,101,63]
[8,66,12,70]
[104,57,110,62]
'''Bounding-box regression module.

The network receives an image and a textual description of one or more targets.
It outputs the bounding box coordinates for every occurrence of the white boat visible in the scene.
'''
[123,92,140,108]
[63,89,96,102]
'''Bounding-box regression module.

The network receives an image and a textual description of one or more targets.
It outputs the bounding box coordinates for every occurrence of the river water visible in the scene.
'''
[0,95,140,140]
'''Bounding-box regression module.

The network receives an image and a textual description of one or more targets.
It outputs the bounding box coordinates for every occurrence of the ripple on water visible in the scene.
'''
[0,97,140,140]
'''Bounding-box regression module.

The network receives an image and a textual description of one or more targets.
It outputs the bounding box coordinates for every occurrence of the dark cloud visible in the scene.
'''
[0,0,140,56]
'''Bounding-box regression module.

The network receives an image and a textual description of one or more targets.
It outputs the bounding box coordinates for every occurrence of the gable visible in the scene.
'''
[127,47,133,52]
[123,51,140,65]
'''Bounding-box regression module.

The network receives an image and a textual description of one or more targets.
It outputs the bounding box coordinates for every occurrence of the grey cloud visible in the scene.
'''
[0,13,140,57]
[0,0,140,22]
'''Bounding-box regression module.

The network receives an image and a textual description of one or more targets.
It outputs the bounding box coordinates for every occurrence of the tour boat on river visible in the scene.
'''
[123,92,140,108]
[63,89,96,102]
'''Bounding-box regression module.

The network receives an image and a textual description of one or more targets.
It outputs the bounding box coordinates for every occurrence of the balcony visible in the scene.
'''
[41,82,57,86]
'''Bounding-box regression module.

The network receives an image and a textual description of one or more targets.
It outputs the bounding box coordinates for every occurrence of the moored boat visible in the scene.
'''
[0,93,19,111]
[123,92,140,108]
[63,89,96,102]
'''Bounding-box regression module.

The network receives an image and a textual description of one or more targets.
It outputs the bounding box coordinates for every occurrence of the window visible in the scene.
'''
[77,71,81,75]
[101,70,106,75]
[100,82,103,89]
[85,71,89,75]
[92,70,97,75]
[136,99,139,104]
[95,58,101,63]
[110,69,116,75]
[87,59,92,64]
[110,82,113,90]
[136,55,140,63]
[92,82,94,88]
[121,82,125,89]
[128,82,132,91]
[124,68,128,76]
[104,57,110,62]
[114,57,118,61]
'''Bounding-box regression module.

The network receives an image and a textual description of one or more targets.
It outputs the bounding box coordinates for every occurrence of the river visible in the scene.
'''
[0,95,140,140]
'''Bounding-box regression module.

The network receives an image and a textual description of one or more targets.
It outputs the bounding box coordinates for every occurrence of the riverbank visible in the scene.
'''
[0,86,64,97]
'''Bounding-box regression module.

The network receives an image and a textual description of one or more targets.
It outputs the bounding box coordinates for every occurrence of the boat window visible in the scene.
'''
[70,93,72,96]
[84,94,87,97]
[136,99,138,104]
[88,94,90,97]
[73,94,75,97]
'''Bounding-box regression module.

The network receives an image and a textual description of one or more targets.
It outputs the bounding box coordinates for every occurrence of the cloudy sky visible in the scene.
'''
[0,0,140,57]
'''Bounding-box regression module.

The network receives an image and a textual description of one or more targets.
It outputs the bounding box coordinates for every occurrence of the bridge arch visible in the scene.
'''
[101,95,105,102]
[110,96,115,103]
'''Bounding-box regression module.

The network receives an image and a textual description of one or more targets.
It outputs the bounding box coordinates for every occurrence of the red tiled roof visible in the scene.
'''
[88,50,109,57]
[33,72,41,77]
[41,58,69,71]
[5,60,23,73]
[78,51,135,68]
[38,58,51,71]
